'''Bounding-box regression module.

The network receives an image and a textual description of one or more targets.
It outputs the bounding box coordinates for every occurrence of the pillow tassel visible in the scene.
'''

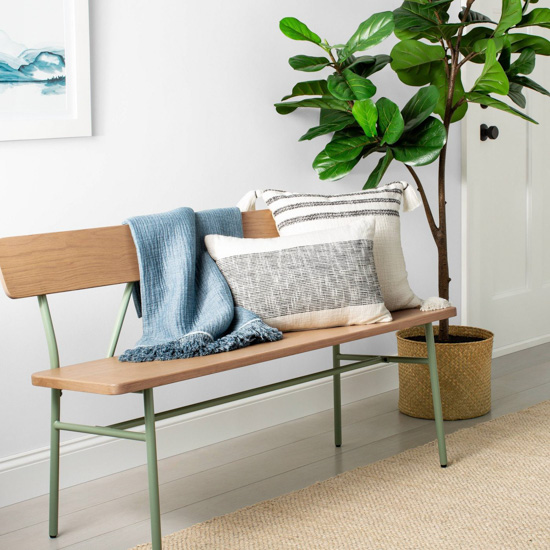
[237,190,261,212]
[420,297,453,311]
[402,182,422,213]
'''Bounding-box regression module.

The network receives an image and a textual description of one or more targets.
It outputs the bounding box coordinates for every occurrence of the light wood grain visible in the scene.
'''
[0,211,278,299]
[31,308,456,395]
[241,210,278,238]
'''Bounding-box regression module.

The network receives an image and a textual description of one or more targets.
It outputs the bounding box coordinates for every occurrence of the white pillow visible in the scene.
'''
[258,182,421,312]
[205,221,392,332]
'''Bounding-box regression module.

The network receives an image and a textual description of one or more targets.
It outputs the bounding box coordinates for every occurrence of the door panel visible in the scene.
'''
[463,0,550,354]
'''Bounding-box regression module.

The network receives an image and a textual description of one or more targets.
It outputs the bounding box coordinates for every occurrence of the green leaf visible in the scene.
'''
[341,12,394,60]
[281,80,329,101]
[344,70,377,99]
[279,17,321,44]
[432,68,468,122]
[439,24,464,40]
[352,99,378,137]
[517,7,550,29]
[275,97,350,115]
[312,150,361,181]
[325,135,378,161]
[288,55,330,72]
[460,9,495,23]
[508,33,550,54]
[319,109,348,124]
[473,36,506,57]
[508,48,536,76]
[508,82,526,107]
[327,71,376,101]
[364,150,394,189]
[332,126,365,141]
[390,40,446,86]
[466,91,538,123]
[458,26,494,60]
[499,38,512,71]
[391,116,447,166]
[510,75,550,96]
[346,55,391,78]
[376,98,404,145]
[393,1,449,42]
[401,85,440,132]
[495,0,523,36]
[327,74,354,100]
[472,39,510,95]
[298,113,356,141]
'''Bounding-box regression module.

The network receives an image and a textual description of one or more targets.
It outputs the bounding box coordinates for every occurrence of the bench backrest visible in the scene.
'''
[0,210,278,299]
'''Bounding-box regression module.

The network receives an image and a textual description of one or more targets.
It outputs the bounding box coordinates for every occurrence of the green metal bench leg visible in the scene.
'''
[332,345,342,448]
[144,388,162,550]
[49,388,61,538]
[424,323,448,467]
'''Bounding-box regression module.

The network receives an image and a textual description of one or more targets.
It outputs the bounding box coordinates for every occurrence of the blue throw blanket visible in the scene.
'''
[119,207,282,362]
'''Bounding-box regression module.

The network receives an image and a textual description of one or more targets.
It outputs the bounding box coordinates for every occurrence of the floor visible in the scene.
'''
[1,343,549,550]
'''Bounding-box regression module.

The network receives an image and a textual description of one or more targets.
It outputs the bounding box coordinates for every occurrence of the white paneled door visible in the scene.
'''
[463,0,550,355]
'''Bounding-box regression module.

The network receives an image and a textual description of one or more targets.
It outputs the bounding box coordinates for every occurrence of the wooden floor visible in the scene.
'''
[1,343,549,550]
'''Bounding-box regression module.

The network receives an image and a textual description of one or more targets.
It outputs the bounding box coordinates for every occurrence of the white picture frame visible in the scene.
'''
[0,0,91,141]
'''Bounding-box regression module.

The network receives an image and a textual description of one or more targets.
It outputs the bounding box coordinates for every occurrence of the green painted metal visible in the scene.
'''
[38,295,62,538]
[38,295,60,370]
[49,389,61,538]
[144,389,162,550]
[54,421,146,442]
[381,356,430,364]
[336,353,379,362]
[337,353,430,364]
[332,345,342,447]
[109,355,384,432]
[106,282,134,358]
[425,322,448,467]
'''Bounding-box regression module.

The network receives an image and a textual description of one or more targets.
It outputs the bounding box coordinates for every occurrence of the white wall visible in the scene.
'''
[0,0,461,495]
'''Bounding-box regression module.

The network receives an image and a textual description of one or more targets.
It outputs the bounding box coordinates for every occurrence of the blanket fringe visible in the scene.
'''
[119,319,282,362]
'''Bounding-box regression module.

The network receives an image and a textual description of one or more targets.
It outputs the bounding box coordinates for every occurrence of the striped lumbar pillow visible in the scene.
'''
[205,220,392,332]
[257,182,421,312]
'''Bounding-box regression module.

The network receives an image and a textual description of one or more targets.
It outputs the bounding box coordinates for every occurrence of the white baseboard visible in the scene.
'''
[492,333,550,358]
[0,362,397,507]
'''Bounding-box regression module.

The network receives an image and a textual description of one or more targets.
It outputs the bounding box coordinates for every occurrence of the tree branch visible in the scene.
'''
[457,51,479,70]
[405,165,439,239]
[327,49,343,75]
[451,96,467,113]
[456,0,476,51]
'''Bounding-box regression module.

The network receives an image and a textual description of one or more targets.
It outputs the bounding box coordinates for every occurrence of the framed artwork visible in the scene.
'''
[0,0,91,141]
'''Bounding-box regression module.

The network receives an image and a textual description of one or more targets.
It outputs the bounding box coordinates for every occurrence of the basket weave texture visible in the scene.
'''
[397,325,493,420]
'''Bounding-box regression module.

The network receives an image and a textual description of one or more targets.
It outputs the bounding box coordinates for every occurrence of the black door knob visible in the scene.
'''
[480,124,499,141]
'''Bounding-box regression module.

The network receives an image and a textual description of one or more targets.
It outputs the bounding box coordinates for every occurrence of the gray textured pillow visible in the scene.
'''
[205,220,392,332]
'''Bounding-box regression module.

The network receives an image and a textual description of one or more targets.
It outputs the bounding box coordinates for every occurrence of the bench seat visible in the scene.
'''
[31,307,456,395]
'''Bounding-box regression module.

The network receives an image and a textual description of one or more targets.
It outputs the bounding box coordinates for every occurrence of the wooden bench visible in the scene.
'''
[0,210,456,550]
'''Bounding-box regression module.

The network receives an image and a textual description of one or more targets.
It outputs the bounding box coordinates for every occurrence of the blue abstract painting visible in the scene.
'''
[0,0,91,141]
[0,31,65,96]
[0,0,67,118]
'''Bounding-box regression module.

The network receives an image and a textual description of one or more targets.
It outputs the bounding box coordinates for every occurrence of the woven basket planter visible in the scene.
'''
[396,325,493,420]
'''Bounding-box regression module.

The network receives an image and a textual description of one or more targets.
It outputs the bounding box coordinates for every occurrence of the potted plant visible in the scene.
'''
[275,1,549,419]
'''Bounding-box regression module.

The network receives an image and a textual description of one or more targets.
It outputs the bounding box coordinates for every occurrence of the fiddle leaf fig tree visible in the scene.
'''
[275,0,550,341]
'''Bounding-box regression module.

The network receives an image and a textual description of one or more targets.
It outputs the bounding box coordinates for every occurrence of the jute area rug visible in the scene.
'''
[133,401,550,549]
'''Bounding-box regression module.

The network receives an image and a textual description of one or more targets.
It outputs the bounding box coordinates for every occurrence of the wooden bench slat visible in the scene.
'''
[31,308,456,395]
[0,210,278,299]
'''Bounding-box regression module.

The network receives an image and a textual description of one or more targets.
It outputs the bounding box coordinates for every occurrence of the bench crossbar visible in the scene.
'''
[54,421,147,442]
